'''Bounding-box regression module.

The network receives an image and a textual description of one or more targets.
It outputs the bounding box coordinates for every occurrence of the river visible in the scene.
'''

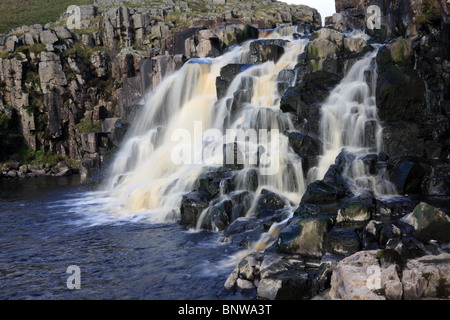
[0,175,243,300]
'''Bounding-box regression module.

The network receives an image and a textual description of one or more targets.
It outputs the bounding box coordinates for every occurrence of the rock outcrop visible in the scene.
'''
[0,0,321,179]
[329,250,450,300]
[220,0,450,301]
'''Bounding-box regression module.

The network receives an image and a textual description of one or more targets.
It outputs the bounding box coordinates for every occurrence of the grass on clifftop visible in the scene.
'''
[0,0,94,34]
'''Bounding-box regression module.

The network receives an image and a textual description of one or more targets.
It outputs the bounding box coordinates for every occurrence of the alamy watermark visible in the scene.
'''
[171,122,280,176]
[66,265,81,290]
[366,5,382,30]
[66,5,82,30]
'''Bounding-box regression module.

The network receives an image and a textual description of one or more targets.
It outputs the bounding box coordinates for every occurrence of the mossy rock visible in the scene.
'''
[377,249,405,269]
[409,202,450,242]
[278,216,333,257]
[337,200,372,223]
[376,37,413,67]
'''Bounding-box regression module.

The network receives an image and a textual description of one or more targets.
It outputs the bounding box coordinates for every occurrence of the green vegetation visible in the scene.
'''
[0,0,94,34]
[166,12,191,33]
[415,0,442,29]
[64,41,108,65]
[77,118,103,134]
[18,145,81,167]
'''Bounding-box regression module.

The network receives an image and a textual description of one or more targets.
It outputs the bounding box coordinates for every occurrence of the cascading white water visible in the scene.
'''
[307,47,398,198]
[104,26,309,223]
[103,23,397,235]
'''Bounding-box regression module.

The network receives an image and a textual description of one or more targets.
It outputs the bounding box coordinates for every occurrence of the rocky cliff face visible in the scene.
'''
[217,0,450,300]
[0,0,321,175]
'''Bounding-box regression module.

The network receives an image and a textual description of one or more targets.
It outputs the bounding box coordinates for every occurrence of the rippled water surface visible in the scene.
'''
[0,176,241,300]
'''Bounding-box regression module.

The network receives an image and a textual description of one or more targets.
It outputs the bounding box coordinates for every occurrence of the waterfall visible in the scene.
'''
[307,48,398,198]
[103,23,396,230]
[103,26,309,223]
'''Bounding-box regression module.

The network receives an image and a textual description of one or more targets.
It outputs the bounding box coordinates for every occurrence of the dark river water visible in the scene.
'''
[0,175,243,300]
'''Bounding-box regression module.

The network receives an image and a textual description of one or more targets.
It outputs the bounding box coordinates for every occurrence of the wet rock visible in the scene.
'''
[257,255,317,300]
[228,190,254,221]
[209,200,233,231]
[337,197,374,223]
[180,191,211,227]
[287,132,321,171]
[216,63,252,100]
[249,39,287,64]
[277,216,333,257]
[301,180,346,205]
[401,202,450,243]
[325,226,361,257]
[223,251,264,294]
[221,217,266,247]
[255,189,287,219]
[388,157,426,195]
[198,170,232,199]
[235,169,259,192]
[375,197,419,217]
[363,220,406,250]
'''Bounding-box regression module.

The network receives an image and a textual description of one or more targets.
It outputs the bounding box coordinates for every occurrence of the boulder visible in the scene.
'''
[307,39,341,60]
[257,255,316,300]
[310,28,345,47]
[402,253,450,299]
[301,180,345,205]
[330,249,450,300]
[337,197,374,223]
[329,250,386,300]
[221,217,266,247]
[55,27,73,40]
[343,37,372,55]
[180,191,211,227]
[216,63,252,100]
[214,24,259,48]
[208,200,233,231]
[388,157,425,195]
[324,226,361,257]
[254,189,287,219]
[40,30,59,45]
[249,39,287,64]
[402,202,450,243]
[376,37,413,67]
[277,216,333,257]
